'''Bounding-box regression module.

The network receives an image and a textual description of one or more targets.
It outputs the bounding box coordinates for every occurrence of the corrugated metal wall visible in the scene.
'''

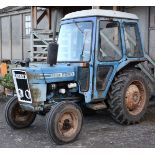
[0,13,31,60]
[11,15,23,59]
[1,16,12,59]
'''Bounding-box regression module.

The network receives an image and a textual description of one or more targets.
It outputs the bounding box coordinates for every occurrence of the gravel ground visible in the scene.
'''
[1,97,155,148]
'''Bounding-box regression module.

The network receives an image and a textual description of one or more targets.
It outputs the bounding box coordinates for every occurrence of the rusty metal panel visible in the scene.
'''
[1,16,11,59]
[11,15,22,60]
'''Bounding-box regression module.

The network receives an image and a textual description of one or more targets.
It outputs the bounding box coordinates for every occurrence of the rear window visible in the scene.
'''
[124,23,143,58]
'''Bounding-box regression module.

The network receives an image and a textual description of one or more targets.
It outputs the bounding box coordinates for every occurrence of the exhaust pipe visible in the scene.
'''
[47,9,58,66]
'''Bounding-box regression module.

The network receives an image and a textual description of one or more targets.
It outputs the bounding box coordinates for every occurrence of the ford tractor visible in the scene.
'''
[5,9,153,144]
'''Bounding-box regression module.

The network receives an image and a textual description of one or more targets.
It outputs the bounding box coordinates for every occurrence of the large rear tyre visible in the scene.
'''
[46,101,83,145]
[5,96,36,129]
[108,69,149,125]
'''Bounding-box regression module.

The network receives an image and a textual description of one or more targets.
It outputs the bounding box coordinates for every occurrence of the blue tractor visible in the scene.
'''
[5,9,151,144]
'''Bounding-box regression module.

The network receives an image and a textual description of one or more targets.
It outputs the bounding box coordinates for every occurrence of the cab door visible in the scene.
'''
[93,19,123,100]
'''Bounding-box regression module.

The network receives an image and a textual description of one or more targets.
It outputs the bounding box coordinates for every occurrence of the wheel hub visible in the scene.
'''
[13,103,33,122]
[58,112,78,137]
[125,81,146,115]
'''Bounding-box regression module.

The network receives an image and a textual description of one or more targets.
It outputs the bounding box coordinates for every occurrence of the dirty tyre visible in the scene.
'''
[5,96,36,129]
[108,69,149,125]
[46,101,83,145]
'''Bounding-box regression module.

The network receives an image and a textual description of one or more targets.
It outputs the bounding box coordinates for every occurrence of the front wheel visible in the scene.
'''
[108,69,149,125]
[46,101,83,145]
[5,96,36,129]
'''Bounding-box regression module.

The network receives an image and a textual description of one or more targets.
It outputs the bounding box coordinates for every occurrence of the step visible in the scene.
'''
[87,102,107,110]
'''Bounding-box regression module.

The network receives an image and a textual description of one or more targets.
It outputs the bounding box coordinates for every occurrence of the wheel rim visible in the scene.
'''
[58,110,78,138]
[11,101,34,125]
[125,80,146,115]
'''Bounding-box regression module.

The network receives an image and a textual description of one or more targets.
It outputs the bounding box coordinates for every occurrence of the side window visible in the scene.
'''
[124,23,143,57]
[98,21,122,61]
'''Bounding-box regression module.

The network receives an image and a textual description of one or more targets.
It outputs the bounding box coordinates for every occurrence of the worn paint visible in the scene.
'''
[30,84,47,104]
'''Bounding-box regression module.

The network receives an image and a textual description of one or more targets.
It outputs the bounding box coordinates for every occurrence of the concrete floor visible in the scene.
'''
[1,97,155,148]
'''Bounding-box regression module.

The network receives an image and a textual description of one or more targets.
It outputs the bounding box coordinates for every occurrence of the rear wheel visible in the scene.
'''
[5,96,36,129]
[108,69,149,124]
[46,101,83,144]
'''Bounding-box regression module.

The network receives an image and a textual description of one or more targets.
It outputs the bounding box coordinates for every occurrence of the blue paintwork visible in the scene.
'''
[92,18,145,101]
[14,16,145,104]
[25,64,76,84]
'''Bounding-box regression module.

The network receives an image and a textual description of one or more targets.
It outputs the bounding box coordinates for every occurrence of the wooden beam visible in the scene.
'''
[113,6,118,11]
[46,8,52,30]
[92,6,100,9]
[31,6,37,29]
[37,10,47,25]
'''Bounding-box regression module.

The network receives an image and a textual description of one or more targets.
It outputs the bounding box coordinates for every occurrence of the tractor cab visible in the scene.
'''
[56,9,145,102]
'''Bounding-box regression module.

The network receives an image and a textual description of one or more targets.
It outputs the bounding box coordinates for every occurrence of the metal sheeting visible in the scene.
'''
[149,29,155,60]
[1,16,11,59]
[0,15,23,60]
[0,13,30,60]
[150,7,155,27]
[149,7,155,61]
[11,15,22,60]
[0,18,2,59]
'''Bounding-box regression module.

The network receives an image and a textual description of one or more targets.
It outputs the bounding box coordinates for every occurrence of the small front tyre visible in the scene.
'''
[46,101,83,145]
[5,96,36,129]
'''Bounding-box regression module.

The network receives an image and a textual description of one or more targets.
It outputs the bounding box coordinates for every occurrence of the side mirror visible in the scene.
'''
[47,42,58,66]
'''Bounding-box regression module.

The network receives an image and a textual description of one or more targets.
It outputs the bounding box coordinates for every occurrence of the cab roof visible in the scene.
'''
[62,9,139,20]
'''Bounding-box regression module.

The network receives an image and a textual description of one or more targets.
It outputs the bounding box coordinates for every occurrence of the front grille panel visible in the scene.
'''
[12,70,32,103]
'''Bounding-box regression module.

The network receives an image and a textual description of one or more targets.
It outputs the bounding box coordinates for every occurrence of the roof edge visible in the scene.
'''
[62,9,139,20]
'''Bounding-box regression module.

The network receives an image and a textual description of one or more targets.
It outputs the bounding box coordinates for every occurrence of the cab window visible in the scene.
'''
[124,23,143,57]
[98,21,122,61]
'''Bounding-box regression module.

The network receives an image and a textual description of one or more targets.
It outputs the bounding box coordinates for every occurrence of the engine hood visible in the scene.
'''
[22,64,76,84]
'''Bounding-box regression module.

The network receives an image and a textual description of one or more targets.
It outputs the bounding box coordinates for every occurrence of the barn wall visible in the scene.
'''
[1,16,11,59]
[125,6,149,54]
[37,8,64,32]
[0,18,2,59]
[0,6,153,61]
[148,7,155,60]
[22,13,31,59]
[11,15,23,60]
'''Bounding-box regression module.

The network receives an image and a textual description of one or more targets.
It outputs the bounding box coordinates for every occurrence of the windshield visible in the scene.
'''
[57,22,93,62]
